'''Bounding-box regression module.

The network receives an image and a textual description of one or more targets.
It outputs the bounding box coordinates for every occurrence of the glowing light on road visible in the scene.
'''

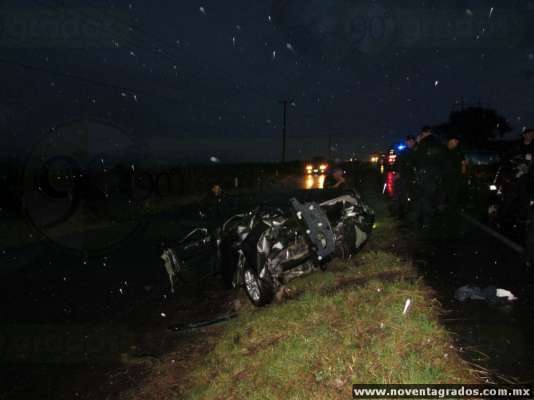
[317,174,325,189]
[304,174,325,189]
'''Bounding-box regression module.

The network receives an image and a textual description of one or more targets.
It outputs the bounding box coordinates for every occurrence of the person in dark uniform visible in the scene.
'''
[442,133,467,211]
[500,128,534,234]
[323,167,346,190]
[501,128,534,265]
[413,126,446,228]
[393,135,417,218]
[204,184,226,221]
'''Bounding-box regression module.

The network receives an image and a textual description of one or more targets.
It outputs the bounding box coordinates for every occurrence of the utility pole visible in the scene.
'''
[279,99,289,163]
[328,132,332,159]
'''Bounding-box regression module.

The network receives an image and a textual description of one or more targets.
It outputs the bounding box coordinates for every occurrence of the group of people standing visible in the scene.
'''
[394,125,534,250]
[393,126,467,228]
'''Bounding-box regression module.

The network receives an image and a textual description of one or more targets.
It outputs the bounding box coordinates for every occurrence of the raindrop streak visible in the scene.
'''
[286,43,294,52]
[199,6,206,15]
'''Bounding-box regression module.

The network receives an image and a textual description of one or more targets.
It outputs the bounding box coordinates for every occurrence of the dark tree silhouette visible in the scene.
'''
[433,107,512,149]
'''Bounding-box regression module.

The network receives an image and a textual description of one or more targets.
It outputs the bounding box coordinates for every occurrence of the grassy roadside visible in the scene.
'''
[124,194,479,400]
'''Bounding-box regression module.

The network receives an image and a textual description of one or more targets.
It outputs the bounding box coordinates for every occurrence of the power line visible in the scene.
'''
[279,99,291,163]
[0,56,258,118]
[30,0,180,67]
[24,0,191,89]
[0,56,152,96]
[30,0,271,99]
[3,3,308,129]
[85,3,183,58]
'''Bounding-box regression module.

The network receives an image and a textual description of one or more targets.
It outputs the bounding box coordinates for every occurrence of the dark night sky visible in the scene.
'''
[1,0,533,163]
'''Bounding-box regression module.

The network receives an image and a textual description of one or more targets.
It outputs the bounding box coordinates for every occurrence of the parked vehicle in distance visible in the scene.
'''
[305,156,329,175]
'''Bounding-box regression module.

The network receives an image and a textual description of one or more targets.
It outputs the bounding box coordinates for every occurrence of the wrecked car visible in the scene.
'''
[161,189,374,306]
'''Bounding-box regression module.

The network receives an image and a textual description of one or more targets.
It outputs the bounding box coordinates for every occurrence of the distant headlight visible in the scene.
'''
[319,164,328,170]
[306,165,313,170]
[489,184,497,191]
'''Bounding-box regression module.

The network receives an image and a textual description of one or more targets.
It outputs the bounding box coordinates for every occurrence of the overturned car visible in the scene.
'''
[161,189,374,306]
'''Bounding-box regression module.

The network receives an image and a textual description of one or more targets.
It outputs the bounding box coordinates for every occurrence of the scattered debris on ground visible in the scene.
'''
[454,285,518,304]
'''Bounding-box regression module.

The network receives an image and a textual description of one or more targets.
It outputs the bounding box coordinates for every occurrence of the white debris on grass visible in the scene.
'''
[402,298,412,315]
[496,288,517,301]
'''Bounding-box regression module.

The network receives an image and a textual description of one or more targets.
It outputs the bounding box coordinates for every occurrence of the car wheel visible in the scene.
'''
[242,258,274,307]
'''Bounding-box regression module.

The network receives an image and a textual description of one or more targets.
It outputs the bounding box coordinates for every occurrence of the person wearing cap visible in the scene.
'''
[413,126,446,228]
[393,134,417,218]
[442,133,467,211]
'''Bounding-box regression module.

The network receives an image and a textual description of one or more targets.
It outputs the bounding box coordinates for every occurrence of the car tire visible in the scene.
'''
[242,257,275,307]
[240,223,275,306]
